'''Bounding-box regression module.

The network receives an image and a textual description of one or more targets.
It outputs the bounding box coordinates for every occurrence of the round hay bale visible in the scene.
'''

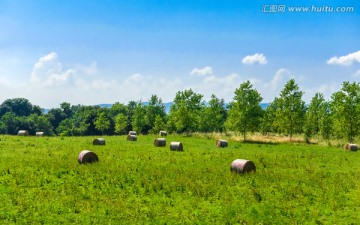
[93,138,106,145]
[216,139,228,148]
[159,131,167,136]
[154,138,166,147]
[36,132,44,136]
[129,131,137,136]
[344,143,358,151]
[230,159,256,174]
[127,134,137,141]
[170,142,183,151]
[18,130,29,136]
[78,150,99,164]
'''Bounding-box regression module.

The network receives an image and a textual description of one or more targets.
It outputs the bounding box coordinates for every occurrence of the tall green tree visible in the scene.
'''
[319,101,332,140]
[199,94,226,132]
[274,79,306,141]
[305,93,325,135]
[47,108,67,133]
[94,111,111,135]
[114,113,128,134]
[1,112,17,134]
[132,102,148,134]
[146,95,166,132]
[28,114,55,136]
[168,89,204,133]
[261,98,279,134]
[127,101,137,131]
[225,81,263,141]
[304,93,328,142]
[0,98,41,117]
[153,114,166,134]
[330,81,360,142]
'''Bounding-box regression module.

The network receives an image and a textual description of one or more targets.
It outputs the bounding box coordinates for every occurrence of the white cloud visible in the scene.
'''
[242,53,267,65]
[189,73,244,101]
[190,66,213,76]
[77,61,98,75]
[31,52,75,87]
[302,83,339,103]
[327,50,360,66]
[264,68,293,91]
[30,52,99,89]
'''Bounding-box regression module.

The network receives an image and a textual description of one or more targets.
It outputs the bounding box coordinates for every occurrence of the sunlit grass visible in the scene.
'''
[0,134,359,224]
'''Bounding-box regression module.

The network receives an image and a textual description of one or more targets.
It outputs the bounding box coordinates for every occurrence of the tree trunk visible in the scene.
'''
[290,119,293,142]
[243,128,246,142]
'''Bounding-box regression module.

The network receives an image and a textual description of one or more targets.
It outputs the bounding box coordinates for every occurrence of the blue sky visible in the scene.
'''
[0,0,359,108]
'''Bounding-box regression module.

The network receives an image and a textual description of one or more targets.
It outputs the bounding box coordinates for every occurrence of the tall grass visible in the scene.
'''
[0,135,359,224]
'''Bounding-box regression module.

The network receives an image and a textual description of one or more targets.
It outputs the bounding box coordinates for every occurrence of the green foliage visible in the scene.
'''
[132,102,149,134]
[226,81,263,141]
[330,81,360,143]
[273,79,306,141]
[0,135,359,224]
[94,111,111,135]
[0,112,17,134]
[146,95,166,130]
[0,78,360,140]
[114,113,128,134]
[152,115,166,134]
[261,97,279,134]
[319,101,332,140]
[169,89,204,133]
[305,93,325,135]
[28,114,54,136]
[199,94,226,132]
[0,98,40,117]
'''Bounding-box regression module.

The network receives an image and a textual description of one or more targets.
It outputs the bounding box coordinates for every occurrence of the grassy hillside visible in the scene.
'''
[0,135,359,224]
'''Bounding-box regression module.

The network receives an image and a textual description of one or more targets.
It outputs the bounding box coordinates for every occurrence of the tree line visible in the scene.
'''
[0,79,359,142]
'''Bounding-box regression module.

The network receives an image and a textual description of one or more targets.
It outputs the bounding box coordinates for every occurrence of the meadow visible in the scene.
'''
[0,134,359,224]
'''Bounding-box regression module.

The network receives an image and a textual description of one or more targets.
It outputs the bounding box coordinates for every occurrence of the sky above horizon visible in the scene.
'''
[0,0,359,108]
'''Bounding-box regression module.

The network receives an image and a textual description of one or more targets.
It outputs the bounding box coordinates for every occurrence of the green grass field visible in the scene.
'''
[0,135,360,224]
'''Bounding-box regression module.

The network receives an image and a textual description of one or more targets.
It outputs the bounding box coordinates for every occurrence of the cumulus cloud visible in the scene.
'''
[242,53,267,65]
[189,72,244,101]
[302,83,339,103]
[78,61,98,75]
[30,52,100,89]
[264,68,294,91]
[327,50,360,66]
[31,52,75,87]
[190,66,213,76]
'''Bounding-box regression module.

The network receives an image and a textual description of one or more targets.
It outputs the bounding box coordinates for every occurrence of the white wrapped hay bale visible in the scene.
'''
[93,138,106,145]
[36,132,44,136]
[159,131,167,136]
[154,138,166,147]
[18,130,29,136]
[170,142,183,151]
[127,135,137,141]
[344,143,358,151]
[128,131,137,135]
[230,159,256,174]
[78,150,99,164]
[216,139,228,148]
